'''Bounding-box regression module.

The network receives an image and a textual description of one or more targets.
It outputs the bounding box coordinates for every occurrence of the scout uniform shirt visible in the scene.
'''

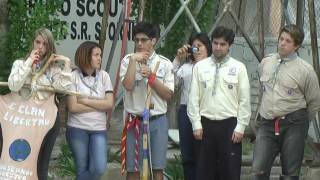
[8,57,72,100]
[259,53,320,119]
[120,52,174,116]
[187,55,251,134]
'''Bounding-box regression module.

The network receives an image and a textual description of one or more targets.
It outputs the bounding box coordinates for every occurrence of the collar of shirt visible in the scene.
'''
[276,52,298,62]
[147,51,157,66]
[211,55,230,67]
[81,70,97,77]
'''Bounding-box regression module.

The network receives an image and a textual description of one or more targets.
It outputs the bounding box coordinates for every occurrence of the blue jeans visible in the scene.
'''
[252,109,309,180]
[66,126,107,180]
[126,114,168,171]
[177,105,200,180]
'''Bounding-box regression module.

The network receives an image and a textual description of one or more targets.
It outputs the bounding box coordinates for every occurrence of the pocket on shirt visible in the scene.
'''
[260,74,272,91]
[280,79,299,97]
[199,72,212,88]
[223,76,238,90]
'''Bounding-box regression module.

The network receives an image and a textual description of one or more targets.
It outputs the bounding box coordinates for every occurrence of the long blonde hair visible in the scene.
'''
[26,28,56,62]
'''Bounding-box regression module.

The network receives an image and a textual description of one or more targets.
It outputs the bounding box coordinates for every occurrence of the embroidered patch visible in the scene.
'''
[228,84,233,89]
[9,139,31,162]
[228,67,237,76]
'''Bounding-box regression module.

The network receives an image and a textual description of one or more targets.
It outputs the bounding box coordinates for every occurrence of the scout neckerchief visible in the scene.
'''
[270,52,297,135]
[211,55,229,96]
[271,53,297,88]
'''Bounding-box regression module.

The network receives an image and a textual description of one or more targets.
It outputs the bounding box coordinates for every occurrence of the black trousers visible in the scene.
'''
[196,117,241,180]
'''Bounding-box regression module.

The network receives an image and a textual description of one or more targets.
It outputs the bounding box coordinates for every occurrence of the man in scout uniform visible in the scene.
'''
[119,22,174,180]
[187,26,251,180]
[252,24,320,180]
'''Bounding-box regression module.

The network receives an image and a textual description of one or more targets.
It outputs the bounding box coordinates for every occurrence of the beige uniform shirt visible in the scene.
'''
[187,55,251,134]
[8,57,72,100]
[259,53,320,119]
[120,52,174,115]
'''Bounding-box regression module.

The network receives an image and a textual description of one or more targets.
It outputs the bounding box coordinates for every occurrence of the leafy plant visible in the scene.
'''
[131,0,219,60]
[164,154,184,180]
[108,147,121,163]
[56,143,76,178]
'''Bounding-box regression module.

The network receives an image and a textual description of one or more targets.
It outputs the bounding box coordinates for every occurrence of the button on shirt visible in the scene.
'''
[67,69,114,131]
[187,55,251,134]
[259,53,320,119]
[120,52,174,115]
[173,58,194,105]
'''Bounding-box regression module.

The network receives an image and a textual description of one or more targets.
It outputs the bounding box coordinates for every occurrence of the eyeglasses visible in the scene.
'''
[134,37,152,43]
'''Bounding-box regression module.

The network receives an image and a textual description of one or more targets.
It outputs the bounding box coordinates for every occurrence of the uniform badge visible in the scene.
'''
[228,84,233,89]
[9,139,31,162]
[228,67,236,76]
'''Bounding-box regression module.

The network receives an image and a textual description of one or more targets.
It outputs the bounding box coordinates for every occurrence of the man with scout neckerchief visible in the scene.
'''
[187,26,251,180]
[252,24,320,180]
[119,22,174,180]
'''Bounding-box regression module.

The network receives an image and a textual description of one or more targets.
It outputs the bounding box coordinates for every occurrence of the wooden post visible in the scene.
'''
[138,0,145,22]
[99,0,110,57]
[142,61,160,180]
[307,0,320,81]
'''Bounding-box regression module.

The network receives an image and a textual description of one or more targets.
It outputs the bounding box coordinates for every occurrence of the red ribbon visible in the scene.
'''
[121,114,141,175]
[274,117,280,136]
[148,73,156,87]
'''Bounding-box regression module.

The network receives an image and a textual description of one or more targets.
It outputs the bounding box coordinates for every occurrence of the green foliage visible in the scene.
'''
[107,147,121,163]
[164,154,184,180]
[132,0,219,60]
[56,143,76,178]
[0,0,67,94]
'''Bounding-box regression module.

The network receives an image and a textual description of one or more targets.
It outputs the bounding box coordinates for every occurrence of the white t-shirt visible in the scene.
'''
[67,69,113,131]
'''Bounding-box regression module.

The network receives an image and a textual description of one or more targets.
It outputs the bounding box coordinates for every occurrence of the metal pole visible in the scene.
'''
[178,0,201,33]
[307,0,320,80]
[296,0,305,29]
[228,8,263,61]
[105,10,125,72]
[156,0,191,47]
[258,0,265,57]
[208,0,234,36]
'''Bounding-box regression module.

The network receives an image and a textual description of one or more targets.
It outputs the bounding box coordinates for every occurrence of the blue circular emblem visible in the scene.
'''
[9,139,31,162]
[288,89,293,95]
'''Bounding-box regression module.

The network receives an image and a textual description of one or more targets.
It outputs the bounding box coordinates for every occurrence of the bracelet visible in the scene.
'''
[148,73,156,87]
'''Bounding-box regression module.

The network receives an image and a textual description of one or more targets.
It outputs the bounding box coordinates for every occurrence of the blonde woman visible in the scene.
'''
[8,28,72,180]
